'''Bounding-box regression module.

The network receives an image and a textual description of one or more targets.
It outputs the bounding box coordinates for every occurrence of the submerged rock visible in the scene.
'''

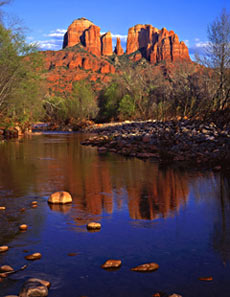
[25,253,42,261]
[19,278,49,297]
[101,259,122,269]
[48,191,72,204]
[199,276,213,281]
[131,262,159,272]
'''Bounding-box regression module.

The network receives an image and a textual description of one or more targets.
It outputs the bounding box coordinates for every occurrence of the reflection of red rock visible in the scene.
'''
[101,32,113,56]
[126,24,190,64]
[114,38,124,56]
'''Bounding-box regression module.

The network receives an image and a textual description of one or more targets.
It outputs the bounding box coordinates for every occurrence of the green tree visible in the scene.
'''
[70,80,98,120]
[197,9,230,110]
[0,3,45,128]
[118,94,136,120]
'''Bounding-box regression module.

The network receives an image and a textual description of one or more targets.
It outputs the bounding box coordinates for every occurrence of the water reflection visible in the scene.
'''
[212,174,230,262]
[0,134,226,222]
[1,134,230,297]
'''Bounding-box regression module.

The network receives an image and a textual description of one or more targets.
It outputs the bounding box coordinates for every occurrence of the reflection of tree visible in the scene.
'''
[212,173,230,262]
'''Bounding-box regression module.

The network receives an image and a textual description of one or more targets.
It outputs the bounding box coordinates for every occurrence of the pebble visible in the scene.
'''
[0,265,14,272]
[101,259,122,269]
[25,253,42,261]
[0,246,9,253]
[131,262,159,272]
[86,222,101,231]
[0,206,6,210]
[81,119,230,168]
[19,224,28,231]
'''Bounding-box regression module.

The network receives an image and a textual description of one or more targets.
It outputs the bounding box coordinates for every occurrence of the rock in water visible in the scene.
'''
[48,191,72,204]
[131,262,159,272]
[19,279,49,297]
[19,224,28,231]
[86,222,101,231]
[0,265,14,272]
[0,246,9,253]
[25,253,42,261]
[101,259,122,269]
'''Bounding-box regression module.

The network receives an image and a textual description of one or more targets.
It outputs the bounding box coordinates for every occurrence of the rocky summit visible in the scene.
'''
[126,25,190,63]
[40,18,191,94]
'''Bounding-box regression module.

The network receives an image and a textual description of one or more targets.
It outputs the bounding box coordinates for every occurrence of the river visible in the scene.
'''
[0,133,230,297]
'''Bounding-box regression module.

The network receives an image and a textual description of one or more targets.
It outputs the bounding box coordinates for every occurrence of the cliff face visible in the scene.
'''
[126,24,190,63]
[101,32,113,56]
[114,37,124,56]
[63,18,94,48]
[42,18,192,94]
[63,18,112,56]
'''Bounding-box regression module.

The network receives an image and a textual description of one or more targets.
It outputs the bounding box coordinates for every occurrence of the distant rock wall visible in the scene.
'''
[126,24,190,63]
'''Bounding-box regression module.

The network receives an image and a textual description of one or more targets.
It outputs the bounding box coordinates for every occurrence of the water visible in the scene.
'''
[0,133,230,297]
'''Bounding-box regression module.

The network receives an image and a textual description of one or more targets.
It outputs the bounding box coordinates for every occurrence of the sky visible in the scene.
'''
[3,0,230,58]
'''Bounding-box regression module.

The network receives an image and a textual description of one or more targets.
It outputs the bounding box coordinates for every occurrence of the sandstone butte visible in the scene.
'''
[41,18,191,94]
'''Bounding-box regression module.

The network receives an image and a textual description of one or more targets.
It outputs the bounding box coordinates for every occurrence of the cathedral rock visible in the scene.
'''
[63,18,113,56]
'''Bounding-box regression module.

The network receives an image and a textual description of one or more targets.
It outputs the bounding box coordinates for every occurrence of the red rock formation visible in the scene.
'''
[101,32,113,56]
[114,38,124,56]
[63,18,94,48]
[126,24,159,54]
[84,25,101,56]
[126,24,190,64]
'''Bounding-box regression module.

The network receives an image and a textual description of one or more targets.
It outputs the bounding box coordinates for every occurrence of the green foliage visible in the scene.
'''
[97,82,124,122]
[0,13,45,128]
[43,81,98,124]
[71,80,98,120]
[118,94,136,120]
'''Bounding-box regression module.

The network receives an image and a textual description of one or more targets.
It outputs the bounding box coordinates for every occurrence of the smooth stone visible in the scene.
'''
[101,259,122,269]
[169,295,182,297]
[0,246,9,253]
[86,222,101,230]
[0,272,8,278]
[19,224,28,231]
[0,265,14,272]
[19,280,48,297]
[48,191,72,204]
[4,295,19,297]
[199,276,213,281]
[0,206,6,210]
[20,208,26,212]
[31,204,38,208]
[131,262,159,272]
[25,253,42,261]
[31,201,38,205]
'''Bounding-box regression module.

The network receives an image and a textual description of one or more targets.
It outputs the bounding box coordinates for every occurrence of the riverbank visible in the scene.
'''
[81,119,230,170]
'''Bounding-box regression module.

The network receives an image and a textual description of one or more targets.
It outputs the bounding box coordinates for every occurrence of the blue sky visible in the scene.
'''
[3,0,230,57]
